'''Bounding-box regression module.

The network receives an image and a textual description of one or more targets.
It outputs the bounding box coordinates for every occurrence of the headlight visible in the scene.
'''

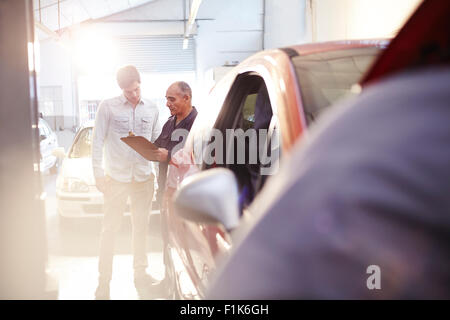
[61,177,90,193]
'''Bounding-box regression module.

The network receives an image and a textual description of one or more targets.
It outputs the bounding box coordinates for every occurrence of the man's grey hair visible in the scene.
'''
[175,81,192,98]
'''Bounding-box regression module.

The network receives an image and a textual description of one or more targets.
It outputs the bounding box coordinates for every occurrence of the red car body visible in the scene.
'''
[161,39,387,299]
[162,0,450,299]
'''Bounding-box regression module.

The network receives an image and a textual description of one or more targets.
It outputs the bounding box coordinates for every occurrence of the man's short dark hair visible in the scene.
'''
[175,81,192,98]
[116,65,141,89]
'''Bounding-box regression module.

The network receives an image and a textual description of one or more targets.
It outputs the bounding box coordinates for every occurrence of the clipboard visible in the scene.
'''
[120,135,159,161]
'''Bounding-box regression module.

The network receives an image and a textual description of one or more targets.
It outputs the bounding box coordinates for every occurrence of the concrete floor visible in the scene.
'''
[43,171,166,300]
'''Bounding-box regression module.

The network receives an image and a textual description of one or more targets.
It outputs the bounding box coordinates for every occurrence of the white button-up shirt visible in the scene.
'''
[92,95,161,183]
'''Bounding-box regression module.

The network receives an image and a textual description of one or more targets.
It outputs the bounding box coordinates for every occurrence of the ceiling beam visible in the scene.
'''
[34,21,60,40]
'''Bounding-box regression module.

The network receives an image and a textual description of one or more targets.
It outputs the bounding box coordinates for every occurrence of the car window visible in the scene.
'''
[39,126,46,138]
[185,77,235,169]
[69,127,93,158]
[39,119,52,138]
[211,75,275,210]
[241,94,257,131]
[44,121,51,134]
[292,46,382,124]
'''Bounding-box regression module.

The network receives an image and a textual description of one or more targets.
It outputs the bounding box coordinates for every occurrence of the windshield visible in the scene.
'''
[69,127,93,158]
[293,46,383,125]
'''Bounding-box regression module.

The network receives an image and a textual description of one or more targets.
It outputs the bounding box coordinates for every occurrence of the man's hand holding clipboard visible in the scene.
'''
[121,132,169,162]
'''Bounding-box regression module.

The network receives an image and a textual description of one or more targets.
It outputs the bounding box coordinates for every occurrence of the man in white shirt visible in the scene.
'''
[92,65,161,299]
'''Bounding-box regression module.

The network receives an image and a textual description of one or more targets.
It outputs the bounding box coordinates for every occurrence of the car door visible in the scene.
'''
[166,42,386,299]
[164,50,302,298]
[163,77,237,299]
[169,73,284,298]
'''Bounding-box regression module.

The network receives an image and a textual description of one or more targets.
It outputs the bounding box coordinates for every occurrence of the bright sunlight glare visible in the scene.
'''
[72,26,118,76]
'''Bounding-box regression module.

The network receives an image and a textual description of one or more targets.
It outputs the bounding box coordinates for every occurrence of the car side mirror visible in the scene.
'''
[173,168,240,231]
[52,147,66,159]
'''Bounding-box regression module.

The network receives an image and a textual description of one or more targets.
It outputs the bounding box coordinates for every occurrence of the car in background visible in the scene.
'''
[161,39,388,299]
[55,122,159,222]
[39,118,59,174]
[54,122,105,220]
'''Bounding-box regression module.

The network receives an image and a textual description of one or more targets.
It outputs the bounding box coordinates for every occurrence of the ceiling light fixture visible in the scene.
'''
[183,37,189,50]
[183,0,202,49]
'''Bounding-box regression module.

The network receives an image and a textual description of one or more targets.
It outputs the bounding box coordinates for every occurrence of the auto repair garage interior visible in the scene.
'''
[2,0,448,300]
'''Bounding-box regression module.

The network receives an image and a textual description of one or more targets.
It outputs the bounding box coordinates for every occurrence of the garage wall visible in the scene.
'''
[100,0,263,71]
[37,39,76,130]
[104,0,264,93]
[196,0,263,93]
[37,0,264,125]
[264,0,311,49]
[313,0,423,42]
[37,0,422,128]
[196,0,263,67]
[263,0,423,48]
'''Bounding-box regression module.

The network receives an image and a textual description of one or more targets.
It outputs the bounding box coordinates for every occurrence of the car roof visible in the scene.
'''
[287,39,389,57]
[208,39,388,97]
